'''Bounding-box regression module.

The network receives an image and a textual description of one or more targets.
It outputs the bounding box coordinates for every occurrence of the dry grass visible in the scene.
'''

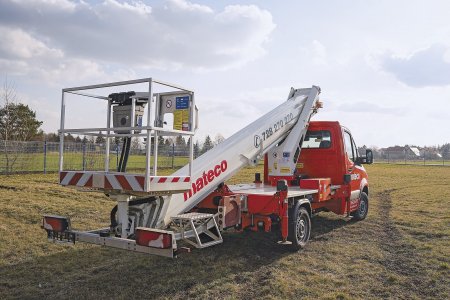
[0,164,449,299]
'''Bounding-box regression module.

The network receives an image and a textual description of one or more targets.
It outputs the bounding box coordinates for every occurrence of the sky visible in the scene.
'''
[0,0,449,148]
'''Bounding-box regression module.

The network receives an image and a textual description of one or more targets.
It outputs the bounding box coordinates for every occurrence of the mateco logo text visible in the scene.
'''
[183,160,228,201]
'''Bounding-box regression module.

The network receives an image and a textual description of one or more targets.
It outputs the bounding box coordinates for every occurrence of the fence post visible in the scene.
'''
[116,141,119,170]
[404,147,407,165]
[43,140,47,174]
[172,143,175,169]
[82,142,86,171]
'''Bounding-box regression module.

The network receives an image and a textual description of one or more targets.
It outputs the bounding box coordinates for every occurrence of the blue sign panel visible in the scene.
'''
[176,96,190,109]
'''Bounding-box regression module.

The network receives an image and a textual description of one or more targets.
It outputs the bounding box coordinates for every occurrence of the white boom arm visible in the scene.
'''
[156,86,321,227]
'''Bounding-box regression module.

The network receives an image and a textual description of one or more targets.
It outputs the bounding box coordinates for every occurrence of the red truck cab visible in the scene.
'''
[295,121,372,217]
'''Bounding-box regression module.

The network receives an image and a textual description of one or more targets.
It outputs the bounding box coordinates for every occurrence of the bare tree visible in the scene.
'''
[131,137,142,154]
[0,77,42,174]
[214,133,225,146]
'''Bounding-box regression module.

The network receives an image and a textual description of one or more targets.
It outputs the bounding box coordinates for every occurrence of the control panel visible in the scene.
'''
[155,92,196,132]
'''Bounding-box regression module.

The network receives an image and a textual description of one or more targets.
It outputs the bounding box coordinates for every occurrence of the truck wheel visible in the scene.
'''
[352,192,369,221]
[288,204,311,250]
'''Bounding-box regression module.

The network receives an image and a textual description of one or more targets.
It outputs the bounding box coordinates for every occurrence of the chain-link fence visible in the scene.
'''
[2,140,449,174]
[0,140,197,174]
[373,149,450,166]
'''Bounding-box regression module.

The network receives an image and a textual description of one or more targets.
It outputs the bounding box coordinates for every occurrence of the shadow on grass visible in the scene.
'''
[1,215,352,299]
[1,232,287,299]
[310,213,350,240]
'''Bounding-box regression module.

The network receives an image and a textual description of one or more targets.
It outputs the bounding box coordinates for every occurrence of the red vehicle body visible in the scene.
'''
[195,121,372,248]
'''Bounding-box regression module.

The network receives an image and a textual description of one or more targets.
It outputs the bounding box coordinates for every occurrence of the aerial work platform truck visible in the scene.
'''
[43,78,373,258]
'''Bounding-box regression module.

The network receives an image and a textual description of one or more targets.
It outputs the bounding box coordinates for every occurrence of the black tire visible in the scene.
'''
[288,203,311,250]
[351,191,369,221]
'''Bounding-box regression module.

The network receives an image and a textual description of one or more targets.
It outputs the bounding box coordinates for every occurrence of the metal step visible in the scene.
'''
[173,212,215,221]
[170,212,223,248]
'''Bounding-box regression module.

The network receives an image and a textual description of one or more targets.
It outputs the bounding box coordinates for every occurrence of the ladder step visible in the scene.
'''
[170,212,223,249]
[172,212,214,221]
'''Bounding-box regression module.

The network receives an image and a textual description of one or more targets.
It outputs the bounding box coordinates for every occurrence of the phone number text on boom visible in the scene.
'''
[256,113,294,147]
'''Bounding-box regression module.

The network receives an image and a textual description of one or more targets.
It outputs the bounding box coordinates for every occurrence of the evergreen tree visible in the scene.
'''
[45,132,60,142]
[65,133,76,142]
[441,143,450,159]
[193,140,200,157]
[164,138,172,147]
[158,135,165,146]
[175,135,186,147]
[95,132,105,144]
[201,135,214,154]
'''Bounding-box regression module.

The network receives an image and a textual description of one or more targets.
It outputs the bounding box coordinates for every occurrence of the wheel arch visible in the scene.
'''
[362,185,369,196]
[359,176,369,197]
[290,196,312,216]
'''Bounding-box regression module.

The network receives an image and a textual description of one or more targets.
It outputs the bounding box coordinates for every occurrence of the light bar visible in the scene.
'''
[42,215,71,232]
[135,227,173,249]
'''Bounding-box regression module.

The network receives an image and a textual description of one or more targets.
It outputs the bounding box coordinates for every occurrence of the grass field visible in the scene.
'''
[0,164,449,299]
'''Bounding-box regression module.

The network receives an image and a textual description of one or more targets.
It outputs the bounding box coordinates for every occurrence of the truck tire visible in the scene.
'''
[351,192,369,221]
[288,204,311,250]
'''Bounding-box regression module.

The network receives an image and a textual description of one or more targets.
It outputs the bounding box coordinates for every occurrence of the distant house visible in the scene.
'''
[381,145,421,160]
[409,147,421,157]
[421,147,442,160]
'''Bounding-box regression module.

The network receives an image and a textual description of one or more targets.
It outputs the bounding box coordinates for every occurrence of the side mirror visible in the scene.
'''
[356,149,374,165]
[361,149,373,164]
[365,149,373,164]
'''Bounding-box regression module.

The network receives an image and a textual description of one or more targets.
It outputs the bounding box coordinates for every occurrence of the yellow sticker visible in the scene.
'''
[174,109,189,131]
[274,162,277,170]
[280,167,291,174]
[296,163,304,169]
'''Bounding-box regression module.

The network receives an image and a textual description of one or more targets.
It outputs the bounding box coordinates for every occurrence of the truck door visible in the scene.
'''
[342,130,363,203]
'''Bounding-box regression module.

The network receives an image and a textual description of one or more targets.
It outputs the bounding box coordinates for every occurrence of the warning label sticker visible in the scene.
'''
[174,109,189,131]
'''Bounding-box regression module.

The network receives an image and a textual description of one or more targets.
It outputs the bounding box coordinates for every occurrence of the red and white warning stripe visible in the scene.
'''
[60,171,190,193]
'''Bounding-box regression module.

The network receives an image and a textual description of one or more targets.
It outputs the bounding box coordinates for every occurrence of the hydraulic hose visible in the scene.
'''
[117,137,131,172]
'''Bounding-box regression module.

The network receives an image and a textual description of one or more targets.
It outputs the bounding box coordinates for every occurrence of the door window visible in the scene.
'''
[343,131,354,161]
[301,130,332,149]
[351,137,359,159]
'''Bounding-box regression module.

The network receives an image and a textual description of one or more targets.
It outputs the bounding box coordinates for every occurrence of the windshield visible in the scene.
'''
[301,130,331,149]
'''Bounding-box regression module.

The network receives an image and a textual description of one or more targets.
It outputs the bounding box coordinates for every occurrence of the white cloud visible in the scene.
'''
[0,27,62,60]
[335,101,406,116]
[166,0,213,14]
[11,0,77,12]
[196,86,288,141]
[104,0,152,15]
[0,26,104,84]
[380,44,450,87]
[0,0,275,74]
